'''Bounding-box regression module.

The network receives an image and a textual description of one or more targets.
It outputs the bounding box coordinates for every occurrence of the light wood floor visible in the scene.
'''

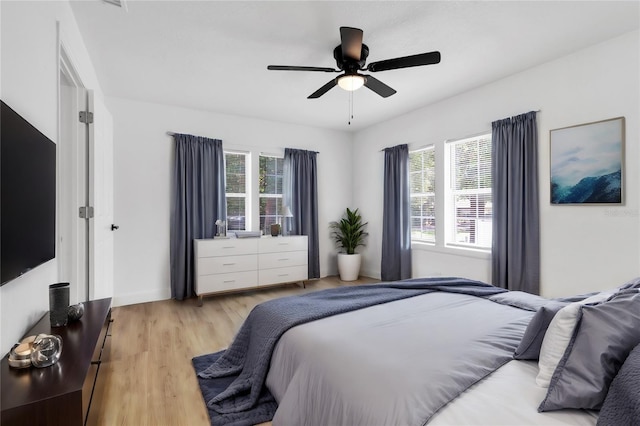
[87,276,374,426]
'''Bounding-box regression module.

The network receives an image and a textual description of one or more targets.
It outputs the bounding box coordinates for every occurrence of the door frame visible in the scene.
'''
[57,28,89,303]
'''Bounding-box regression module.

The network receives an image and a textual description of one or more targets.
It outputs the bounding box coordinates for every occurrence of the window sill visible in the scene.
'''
[411,241,491,260]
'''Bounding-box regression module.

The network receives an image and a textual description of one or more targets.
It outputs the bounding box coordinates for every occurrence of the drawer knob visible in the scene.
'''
[223,280,236,283]
[278,258,289,261]
[223,263,236,266]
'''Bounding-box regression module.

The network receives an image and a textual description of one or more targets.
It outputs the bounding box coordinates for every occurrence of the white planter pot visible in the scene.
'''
[337,253,361,281]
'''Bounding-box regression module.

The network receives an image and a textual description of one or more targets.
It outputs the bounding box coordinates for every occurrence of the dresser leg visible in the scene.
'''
[295,281,306,289]
[198,295,204,307]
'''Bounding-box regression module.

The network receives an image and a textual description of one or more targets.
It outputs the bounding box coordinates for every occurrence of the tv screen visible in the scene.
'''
[1,100,56,285]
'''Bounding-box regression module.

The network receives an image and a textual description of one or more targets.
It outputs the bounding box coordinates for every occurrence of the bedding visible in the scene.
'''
[430,360,597,425]
[267,285,537,425]
[598,342,640,425]
[539,289,640,411]
[193,277,637,425]
[536,292,613,387]
[194,277,508,426]
[514,300,567,360]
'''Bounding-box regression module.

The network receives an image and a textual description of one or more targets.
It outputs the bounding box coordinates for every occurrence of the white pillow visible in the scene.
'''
[536,292,612,387]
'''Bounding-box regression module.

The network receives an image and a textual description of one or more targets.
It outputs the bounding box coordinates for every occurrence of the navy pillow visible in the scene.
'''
[514,301,566,360]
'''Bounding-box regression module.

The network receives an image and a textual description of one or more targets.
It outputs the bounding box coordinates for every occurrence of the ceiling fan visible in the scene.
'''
[267,26,441,99]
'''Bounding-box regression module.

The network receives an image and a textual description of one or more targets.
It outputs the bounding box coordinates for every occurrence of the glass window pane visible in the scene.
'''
[225,153,246,194]
[448,134,492,249]
[226,196,245,231]
[259,155,284,235]
[409,147,435,244]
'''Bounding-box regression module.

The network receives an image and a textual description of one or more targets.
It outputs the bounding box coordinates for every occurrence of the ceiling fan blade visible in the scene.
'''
[340,27,363,61]
[268,65,337,72]
[367,51,441,72]
[363,75,396,98]
[308,79,338,99]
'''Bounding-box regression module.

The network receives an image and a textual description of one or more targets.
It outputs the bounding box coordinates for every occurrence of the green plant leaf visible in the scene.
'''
[329,208,368,254]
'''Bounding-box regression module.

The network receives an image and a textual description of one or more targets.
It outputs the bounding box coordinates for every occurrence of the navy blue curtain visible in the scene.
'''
[170,133,226,300]
[491,111,540,294]
[381,144,412,281]
[283,148,320,279]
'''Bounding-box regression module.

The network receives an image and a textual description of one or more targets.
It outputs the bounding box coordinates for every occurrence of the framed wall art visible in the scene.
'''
[550,116,624,204]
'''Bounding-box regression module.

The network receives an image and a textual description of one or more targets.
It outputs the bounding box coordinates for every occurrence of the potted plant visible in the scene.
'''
[330,208,368,281]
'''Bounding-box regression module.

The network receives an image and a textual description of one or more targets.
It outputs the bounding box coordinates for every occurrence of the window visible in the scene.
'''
[447,134,492,249]
[225,152,247,231]
[259,155,284,235]
[410,147,436,243]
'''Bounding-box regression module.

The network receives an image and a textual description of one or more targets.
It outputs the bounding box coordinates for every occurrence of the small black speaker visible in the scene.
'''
[49,283,70,327]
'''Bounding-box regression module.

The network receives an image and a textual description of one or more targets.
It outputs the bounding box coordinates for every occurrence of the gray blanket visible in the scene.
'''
[194,277,507,425]
[597,343,640,425]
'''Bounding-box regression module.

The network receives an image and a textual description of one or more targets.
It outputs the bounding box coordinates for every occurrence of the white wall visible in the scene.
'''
[353,30,640,298]
[0,0,105,355]
[107,97,352,306]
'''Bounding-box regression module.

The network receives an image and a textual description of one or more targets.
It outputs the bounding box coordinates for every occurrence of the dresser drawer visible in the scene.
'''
[195,238,258,257]
[197,254,257,275]
[259,265,308,286]
[259,250,307,270]
[196,271,258,294]
[259,236,308,253]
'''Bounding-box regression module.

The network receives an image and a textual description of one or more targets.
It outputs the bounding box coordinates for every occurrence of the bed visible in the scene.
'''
[193,277,640,426]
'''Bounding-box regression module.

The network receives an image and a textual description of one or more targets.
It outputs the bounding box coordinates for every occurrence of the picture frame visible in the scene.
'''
[550,117,624,204]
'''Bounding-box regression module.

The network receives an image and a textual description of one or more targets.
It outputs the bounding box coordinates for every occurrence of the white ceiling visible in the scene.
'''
[69,1,639,132]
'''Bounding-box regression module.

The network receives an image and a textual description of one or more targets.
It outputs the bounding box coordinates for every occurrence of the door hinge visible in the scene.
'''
[79,206,94,219]
[79,111,94,124]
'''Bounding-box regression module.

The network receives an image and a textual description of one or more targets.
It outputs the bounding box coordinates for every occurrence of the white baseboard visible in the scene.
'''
[360,268,381,280]
[113,288,171,307]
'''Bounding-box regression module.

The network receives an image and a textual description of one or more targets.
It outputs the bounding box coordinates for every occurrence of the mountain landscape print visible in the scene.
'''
[550,117,624,204]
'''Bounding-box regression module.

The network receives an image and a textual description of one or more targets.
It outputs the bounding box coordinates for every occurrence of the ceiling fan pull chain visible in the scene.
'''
[348,91,352,125]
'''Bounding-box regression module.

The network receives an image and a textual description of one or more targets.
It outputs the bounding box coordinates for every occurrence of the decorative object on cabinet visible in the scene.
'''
[215,219,227,237]
[270,223,281,237]
[330,208,368,281]
[283,206,294,236]
[29,334,63,368]
[550,117,624,204]
[194,235,308,305]
[49,283,70,327]
[68,303,85,321]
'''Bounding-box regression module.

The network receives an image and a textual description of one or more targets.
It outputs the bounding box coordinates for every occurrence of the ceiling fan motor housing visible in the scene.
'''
[333,44,369,71]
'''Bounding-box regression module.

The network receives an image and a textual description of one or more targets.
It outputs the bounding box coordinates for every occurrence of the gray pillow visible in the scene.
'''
[538,289,640,412]
[598,342,640,425]
[514,301,567,360]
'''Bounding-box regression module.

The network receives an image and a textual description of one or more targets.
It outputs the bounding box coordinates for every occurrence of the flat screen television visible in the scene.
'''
[1,100,56,286]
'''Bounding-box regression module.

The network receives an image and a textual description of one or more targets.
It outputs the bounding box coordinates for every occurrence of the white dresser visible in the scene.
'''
[194,235,308,304]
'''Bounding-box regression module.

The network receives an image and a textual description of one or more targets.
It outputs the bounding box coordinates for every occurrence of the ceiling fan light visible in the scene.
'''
[337,75,366,91]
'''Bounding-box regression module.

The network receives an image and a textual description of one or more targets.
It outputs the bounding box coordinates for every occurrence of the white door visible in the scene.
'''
[87,90,115,300]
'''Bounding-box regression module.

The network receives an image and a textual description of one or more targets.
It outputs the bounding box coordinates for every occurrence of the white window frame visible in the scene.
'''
[409,146,436,244]
[445,133,492,251]
[224,150,251,231]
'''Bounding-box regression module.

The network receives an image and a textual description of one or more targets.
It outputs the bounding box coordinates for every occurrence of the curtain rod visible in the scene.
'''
[167,133,319,155]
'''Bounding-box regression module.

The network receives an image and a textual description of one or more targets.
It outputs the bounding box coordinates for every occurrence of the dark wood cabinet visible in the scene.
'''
[1,298,112,426]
